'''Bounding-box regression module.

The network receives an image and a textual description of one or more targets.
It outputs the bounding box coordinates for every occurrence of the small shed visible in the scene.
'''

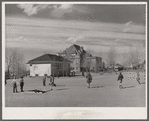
[27,54,71,77]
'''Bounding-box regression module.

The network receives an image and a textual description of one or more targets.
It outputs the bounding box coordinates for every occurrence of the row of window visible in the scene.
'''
[70,67,79,70]
[53,63,64,69]
[61,52,78,57]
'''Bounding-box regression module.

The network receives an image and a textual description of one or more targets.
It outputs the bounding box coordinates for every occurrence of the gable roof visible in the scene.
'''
[73,44,86,54]
[27,54,71,64]
[73,44,80,51]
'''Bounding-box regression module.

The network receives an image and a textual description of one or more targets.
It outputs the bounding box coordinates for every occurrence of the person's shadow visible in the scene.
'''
[56,88,69,91]
[91,86,104,88]
[26,89,52,94]
[122,86,136,89]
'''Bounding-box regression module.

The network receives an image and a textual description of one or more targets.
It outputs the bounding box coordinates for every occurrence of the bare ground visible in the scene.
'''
[5,71,146,107]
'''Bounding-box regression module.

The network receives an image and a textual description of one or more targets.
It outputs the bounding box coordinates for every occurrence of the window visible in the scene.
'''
[53,63,59,68]
[71,67,74,70]
[71,53,76,57]
[76,67,78,70]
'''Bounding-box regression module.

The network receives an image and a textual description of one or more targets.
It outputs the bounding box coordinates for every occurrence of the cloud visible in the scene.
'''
[5,16,145,55]
[51,4,73,18]
[123,21,145,33]
[59,4,73,9]
[125,21,134,27]
[67,36,85,44]
[17,4,39,16]
[17,4,74,17]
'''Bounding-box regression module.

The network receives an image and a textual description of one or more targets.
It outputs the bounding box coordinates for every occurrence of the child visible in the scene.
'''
[43,75,46,86]
[20,76,24,92]
[10,76,19,93]
[136,71,141,85]
[49,75,56,90]
[86,72,92,88]
[117,72,124,88]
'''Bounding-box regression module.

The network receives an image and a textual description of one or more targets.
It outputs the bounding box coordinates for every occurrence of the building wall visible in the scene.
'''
[90,58,96,72]
[51,62,70,76]
[88,57,102,72]
[30,64,51,76]
[30,62,70,77]
[102,62,105,69]
[60,45,81,73]
[70,58,80,72]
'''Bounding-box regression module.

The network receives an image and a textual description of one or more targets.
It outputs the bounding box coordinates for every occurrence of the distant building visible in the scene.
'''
[87,56,102,72]
[27,54,71,77]
[102,62,105,69]
[114,63,124,71]
[58,44,87,73]
[58,44,104,73]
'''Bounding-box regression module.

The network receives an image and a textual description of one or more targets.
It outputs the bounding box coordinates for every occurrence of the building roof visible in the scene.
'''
[27,54,71,64]
[115,63,123,67]
[73,44,86,54]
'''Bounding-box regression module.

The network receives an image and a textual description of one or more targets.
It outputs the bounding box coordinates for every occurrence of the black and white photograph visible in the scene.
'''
[2,2,147,119]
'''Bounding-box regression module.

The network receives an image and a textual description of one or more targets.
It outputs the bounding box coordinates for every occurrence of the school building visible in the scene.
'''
[27,54,71,77]
[58,44,104,73]
[58,44,86,73]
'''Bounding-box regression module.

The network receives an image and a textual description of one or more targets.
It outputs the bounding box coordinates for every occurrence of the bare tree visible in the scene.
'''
[5,48,26,78]
[5,48,13,77]
[106,47,117,67]
[122,51,129,67]
[127,49,140,68]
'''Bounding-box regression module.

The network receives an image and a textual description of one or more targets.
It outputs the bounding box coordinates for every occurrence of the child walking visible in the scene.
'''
[10,76,19,93]
[117,72,124,89]
[86,72,92,88]
[43,75,46,86]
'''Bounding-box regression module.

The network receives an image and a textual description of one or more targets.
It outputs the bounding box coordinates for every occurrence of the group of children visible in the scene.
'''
[86,71,142,89]
[10,76,24,93]
[9,70,142,93]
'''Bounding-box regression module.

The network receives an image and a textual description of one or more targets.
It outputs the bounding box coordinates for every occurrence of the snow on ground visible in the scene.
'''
[5,71,146,107]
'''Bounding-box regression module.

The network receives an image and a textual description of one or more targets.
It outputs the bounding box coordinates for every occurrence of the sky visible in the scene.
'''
[5,3,146,65]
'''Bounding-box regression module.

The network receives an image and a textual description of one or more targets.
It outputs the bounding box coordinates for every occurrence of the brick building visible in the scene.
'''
[59,44,104,73]
[58,44,86,73]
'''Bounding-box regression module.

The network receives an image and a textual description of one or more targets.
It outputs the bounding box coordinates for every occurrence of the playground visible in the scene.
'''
[5,71,146,107]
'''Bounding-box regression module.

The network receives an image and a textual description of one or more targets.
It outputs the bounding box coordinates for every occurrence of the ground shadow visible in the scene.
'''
[91,86,104,88]
[123,86,135,89]
[25,89,52,94]
[56,85,66,87]
[56,88,69,91]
